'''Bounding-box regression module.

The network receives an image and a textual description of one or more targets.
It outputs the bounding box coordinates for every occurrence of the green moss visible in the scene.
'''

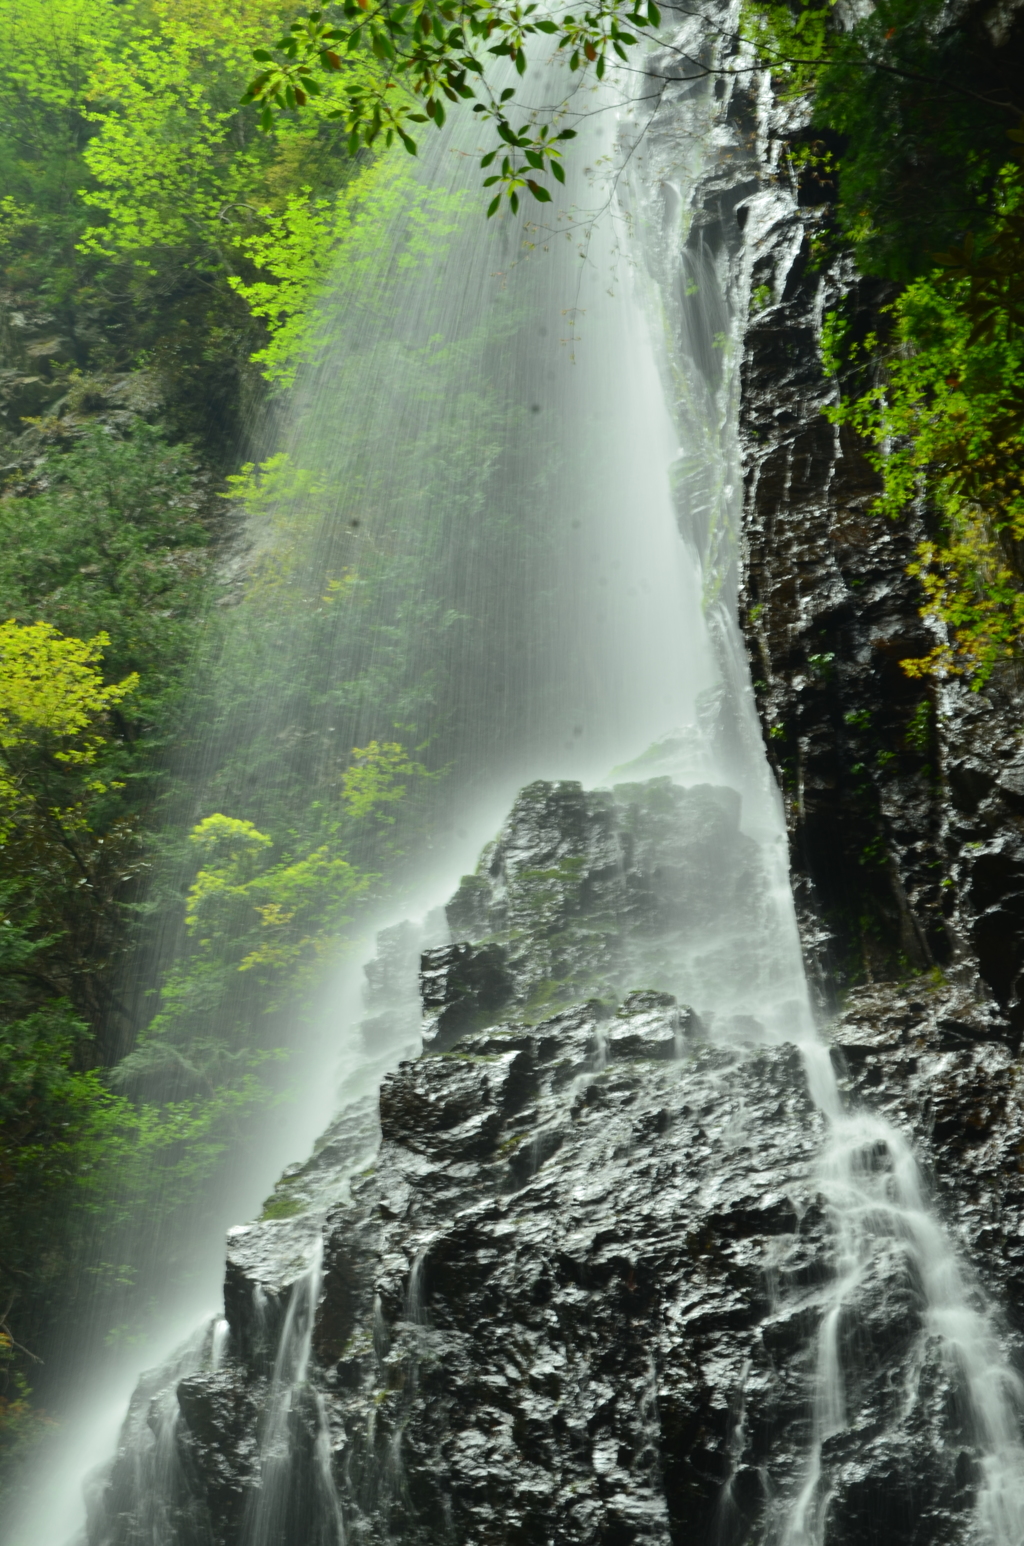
[259,1195,306,1221]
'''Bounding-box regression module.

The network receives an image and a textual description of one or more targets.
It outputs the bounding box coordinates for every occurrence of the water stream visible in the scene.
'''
[11,14,1024,1545]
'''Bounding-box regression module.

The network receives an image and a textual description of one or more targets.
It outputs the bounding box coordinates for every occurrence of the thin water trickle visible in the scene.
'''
[241,1240,342,1546]
[777,1099,1024,1546]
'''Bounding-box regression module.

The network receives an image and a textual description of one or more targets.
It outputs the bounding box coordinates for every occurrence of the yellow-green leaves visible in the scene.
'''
[78,10,260,262]
[226,154,464,385]
[342,739,434,822]
[178,739,435,990]
[739,0,838,101]
[0,621,137,825]
[827,163,1024,685]
[185,814,274,937]
[183,810,372,982]
[0,620,137,757]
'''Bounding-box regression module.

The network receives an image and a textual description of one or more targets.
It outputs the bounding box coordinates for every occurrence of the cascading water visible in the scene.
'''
[238,1242,343,1546]
[631,16,1024,1542]
[14,9,1024,1545]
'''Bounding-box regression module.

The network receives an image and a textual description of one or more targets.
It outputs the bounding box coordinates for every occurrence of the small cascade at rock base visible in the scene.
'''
[40,5,1024,1544]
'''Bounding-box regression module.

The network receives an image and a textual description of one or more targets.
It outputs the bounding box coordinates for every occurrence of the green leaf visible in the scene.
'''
[510,190,519,214]
[251,49,273,62]
[481,149,497,167]
[551,160,565,183]
[487,194,501,217]
[648,0,661,23]
[527,179,551,201]
[398,130,418,154]
[500,87,515,101]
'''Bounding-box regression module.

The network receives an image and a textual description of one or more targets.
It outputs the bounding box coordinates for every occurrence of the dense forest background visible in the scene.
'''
[0,0,1022,1503]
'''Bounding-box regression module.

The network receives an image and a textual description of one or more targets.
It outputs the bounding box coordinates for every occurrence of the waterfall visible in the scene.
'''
[13,11,1024,1545]
[628,12,1024,1542]
[239,1242,342,1546]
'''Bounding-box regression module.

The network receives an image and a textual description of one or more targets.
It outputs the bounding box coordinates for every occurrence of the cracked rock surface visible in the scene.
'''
[88,779,1024,1546]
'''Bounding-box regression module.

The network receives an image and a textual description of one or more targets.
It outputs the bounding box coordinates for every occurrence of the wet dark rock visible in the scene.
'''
[175,1370,266,1544]
[443,777,768,1024]
[92,777,851,1546]
[736,115,1024,1033]
[311,1019,829,1546]
[91,765,1024,1546]
[419,942,514,1052]
[830,979,1024,1323]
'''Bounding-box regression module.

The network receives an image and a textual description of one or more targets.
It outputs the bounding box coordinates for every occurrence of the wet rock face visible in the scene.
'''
[736,146,1024,1030]
[442,778,771,1036]
[89,774,1024,1546]
[313,1010,830,1546]
[183,1001,832,1546]
[830,980,1024,1321]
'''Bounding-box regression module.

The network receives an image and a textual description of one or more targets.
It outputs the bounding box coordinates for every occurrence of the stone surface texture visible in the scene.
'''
[88,781,1024,1546]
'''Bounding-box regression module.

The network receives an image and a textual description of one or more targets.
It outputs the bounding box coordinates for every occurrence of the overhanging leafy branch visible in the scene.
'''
[241,1,662,212]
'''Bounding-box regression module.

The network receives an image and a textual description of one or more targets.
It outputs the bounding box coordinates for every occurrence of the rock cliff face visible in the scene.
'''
[88,779,1024,1546]
[735,103,1024,1029]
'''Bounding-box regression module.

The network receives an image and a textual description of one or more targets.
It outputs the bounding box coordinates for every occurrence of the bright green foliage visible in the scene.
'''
[0,427,212,719]
[0,0,391,448]
[828,163,1024,684]
[227,153,466,383]
[183,811,370,977]
[741,0,834,102]
[0,621,137,784]
[0,428,216,1086]
[240,0,672,213]
[341,740,435,823]
[740,0,1024,680]
[78,0,380,267]
[0,0,559,1460]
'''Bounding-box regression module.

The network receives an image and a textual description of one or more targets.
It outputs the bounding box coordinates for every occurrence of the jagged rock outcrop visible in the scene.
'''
[438,779,775,1040]
[88,776,1024,1546]
[735,78,1024,1032]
